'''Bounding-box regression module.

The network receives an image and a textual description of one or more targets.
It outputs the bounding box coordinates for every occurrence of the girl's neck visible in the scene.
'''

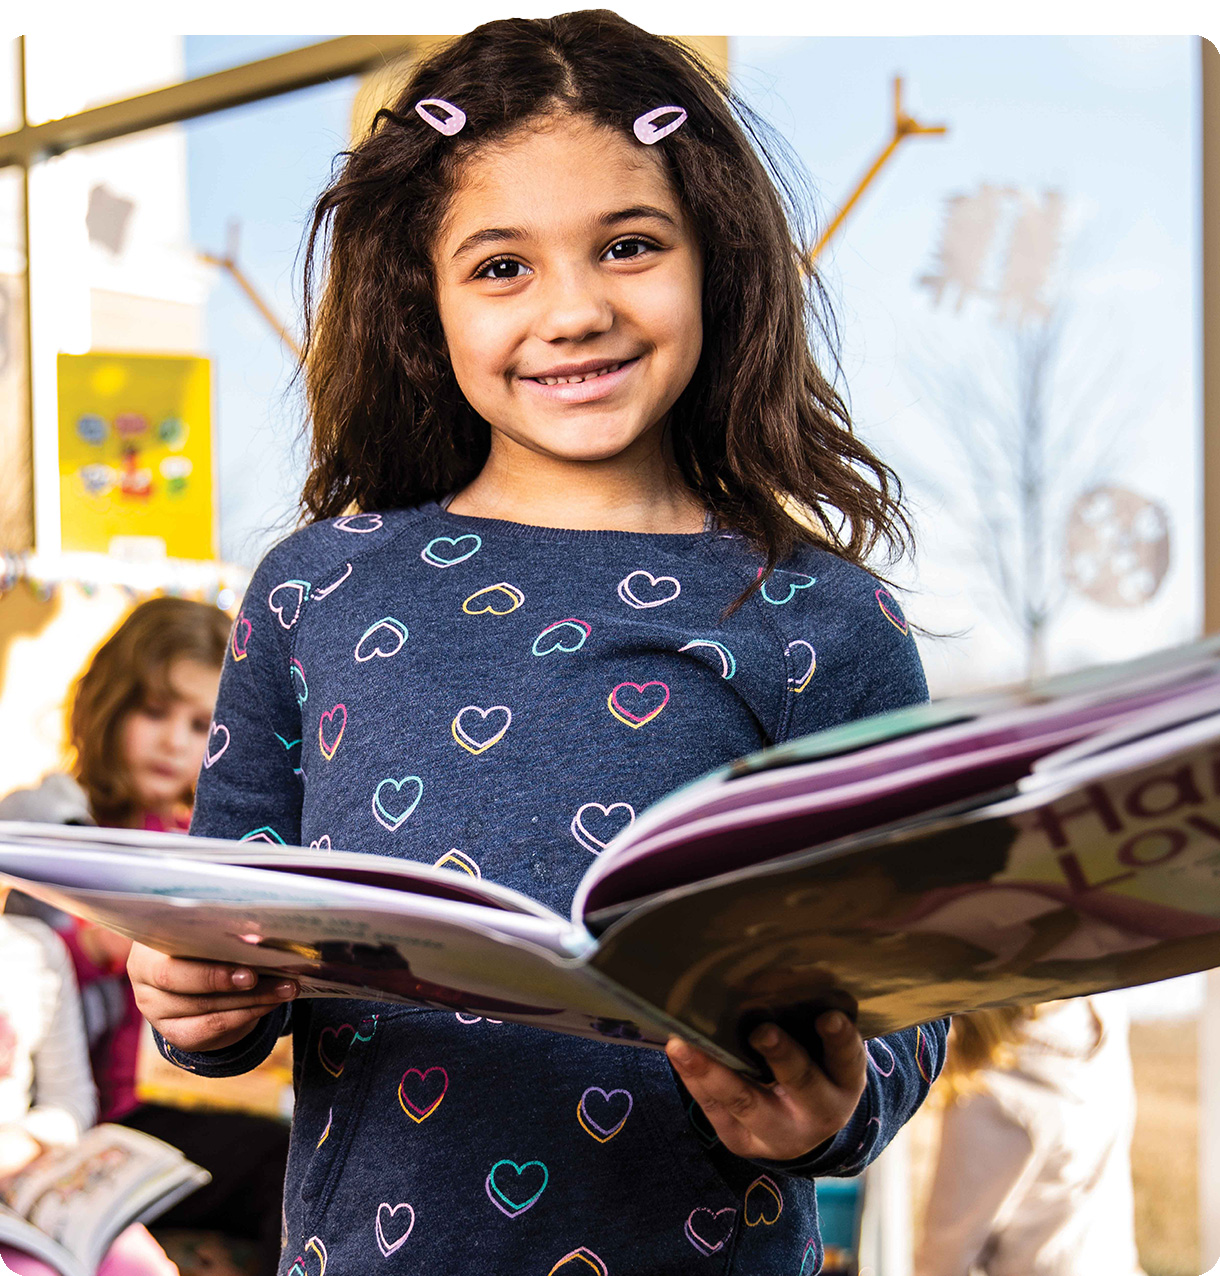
[446,437,707,534]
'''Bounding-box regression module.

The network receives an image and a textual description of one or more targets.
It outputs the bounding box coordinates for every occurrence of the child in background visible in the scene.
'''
[915,999,1146,1276]
[0,891,176,1276]
[128,13,949,1272]
[1,598,289,1276]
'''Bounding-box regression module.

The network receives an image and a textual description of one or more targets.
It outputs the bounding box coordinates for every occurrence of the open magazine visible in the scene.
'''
[0,1124,209,1276]
[4,637,1220,1078]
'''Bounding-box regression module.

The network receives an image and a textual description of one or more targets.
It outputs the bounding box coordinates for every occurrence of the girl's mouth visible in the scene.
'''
[528,360,629,386]
[520,357,640,403]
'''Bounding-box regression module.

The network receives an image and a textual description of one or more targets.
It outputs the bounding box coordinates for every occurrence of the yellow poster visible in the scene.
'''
[57,352,214,559]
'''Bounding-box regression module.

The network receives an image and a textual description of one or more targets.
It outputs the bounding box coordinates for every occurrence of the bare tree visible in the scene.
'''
[903,298,1139,682]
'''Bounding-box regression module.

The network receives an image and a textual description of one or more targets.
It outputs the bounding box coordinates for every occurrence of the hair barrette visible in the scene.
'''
[415,98,467,137]
[632,105,687,146]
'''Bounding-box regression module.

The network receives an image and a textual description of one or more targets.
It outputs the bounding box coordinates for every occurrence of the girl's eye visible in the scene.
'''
[475,257,530,281]
[140,703,168,721]
[604,237,656,261]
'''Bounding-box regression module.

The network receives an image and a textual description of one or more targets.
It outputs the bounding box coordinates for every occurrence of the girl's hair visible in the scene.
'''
[301,9,912,588]
[68,597,230,826]
[937,1006,1039,1104]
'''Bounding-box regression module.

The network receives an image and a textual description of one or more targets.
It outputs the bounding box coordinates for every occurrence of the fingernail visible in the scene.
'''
[824,1012,847,1033]
[230,968,255,989]
[751,1026,780,1051]
[274,980,297,998]
[668,1039,693,1065]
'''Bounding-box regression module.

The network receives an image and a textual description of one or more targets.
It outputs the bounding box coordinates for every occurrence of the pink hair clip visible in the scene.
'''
[415,98,467,137]
[632,105,687,145]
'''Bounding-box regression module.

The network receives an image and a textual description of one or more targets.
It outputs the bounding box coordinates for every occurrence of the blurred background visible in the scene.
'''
[0,30,1214,1276]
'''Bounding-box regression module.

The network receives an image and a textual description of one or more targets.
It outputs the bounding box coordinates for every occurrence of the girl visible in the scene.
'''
[915,1001,1145,1276]
[2,598,290,1276]
[128,12,948,1273]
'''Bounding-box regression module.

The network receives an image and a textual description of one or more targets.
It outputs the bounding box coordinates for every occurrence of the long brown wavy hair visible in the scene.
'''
[301,10,913,587]
[68,597,230,827]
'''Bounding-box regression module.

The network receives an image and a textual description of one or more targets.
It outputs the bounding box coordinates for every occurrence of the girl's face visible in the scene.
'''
[432,113,703,472]
[118,657,220,815]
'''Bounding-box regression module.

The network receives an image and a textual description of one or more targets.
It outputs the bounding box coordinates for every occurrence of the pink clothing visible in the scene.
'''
[0,1223,178,1276]
[62,924,141,1123]
[140,810,191,834]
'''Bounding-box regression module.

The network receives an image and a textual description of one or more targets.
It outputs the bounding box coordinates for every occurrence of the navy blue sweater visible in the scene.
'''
[170,504,947,1275]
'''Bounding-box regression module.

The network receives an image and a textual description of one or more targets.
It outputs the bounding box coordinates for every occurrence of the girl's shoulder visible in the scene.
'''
[250,506,437,589]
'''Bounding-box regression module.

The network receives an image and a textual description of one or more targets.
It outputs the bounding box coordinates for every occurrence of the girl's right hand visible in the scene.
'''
[127,941,298,1053]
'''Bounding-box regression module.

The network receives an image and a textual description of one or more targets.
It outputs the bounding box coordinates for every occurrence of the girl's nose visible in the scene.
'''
[533,266,613,343]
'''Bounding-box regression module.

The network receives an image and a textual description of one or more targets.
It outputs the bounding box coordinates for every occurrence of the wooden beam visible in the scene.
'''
[0,36,422,168]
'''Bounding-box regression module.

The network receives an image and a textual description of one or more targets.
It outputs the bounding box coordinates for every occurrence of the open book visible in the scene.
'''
[0,1124,209,1276]
[4,637,1220,1078]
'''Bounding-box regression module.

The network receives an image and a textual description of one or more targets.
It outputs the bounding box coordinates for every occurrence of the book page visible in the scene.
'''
[1,1125,206,1274]
[589,728,1220,1072]
[0,834,677,1051]
[0,1201,79,1276]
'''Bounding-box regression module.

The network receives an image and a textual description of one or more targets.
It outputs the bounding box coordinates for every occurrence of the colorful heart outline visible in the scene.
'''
[547,1249,608,1276]
[785,639,817,693]
[203,722,230,769]
[876,587,909,635]
[318,1024,355,1077]
[316,1107,332,1148]
[607,681,670,729]
[570,802,636,854]
[354,617,408,663]
[398,1066,448,1123]
[268,579,310,630]
[532,618,591,656]
[375,1202,416,1257]
[451,704,512,755]
[290,658,308,705]
[231,612,251,662]
[312,561,352,600]
[435,849,481,877]
[462,582,524,616]
[868,1039,896,1077]
[685,1207,736,1254]
[372,775,423,831]
[617,570,681,609]
[743,1174,783,1226]
[318,704,347,761]
[355,1015,379,1042]
[309,835,332,851]
[334,513,382,534]
[305,1236,326,1276]
[758,568,817,606]
[798,1238,822,1276]
[678,638,736,679]
[576,1086,633,1142]
[485,1158,549,1217]
[420,533,482,568]
[240,826,285,844]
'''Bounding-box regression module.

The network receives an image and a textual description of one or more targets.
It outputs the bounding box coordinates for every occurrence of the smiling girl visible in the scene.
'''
[127,12,947,1272]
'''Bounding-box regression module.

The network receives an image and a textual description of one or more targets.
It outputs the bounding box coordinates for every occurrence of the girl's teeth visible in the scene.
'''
[536,362,622,386]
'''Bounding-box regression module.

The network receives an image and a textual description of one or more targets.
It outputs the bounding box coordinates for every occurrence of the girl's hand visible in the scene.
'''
[0,1125,42,1181]
[127,941,297,1054]
[665,1011,867,1162]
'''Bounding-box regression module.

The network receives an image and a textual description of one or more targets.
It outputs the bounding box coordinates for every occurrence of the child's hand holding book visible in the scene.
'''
[127,942,298,1054]
[665,1011,867,1161]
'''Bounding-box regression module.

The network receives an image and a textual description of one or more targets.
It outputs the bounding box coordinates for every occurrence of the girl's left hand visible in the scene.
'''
[665,1011,868,1162]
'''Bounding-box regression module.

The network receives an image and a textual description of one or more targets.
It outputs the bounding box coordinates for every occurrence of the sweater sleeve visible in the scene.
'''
[750,551,946,1179]
[157,537,315,1078]
[23,922,97,1145]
